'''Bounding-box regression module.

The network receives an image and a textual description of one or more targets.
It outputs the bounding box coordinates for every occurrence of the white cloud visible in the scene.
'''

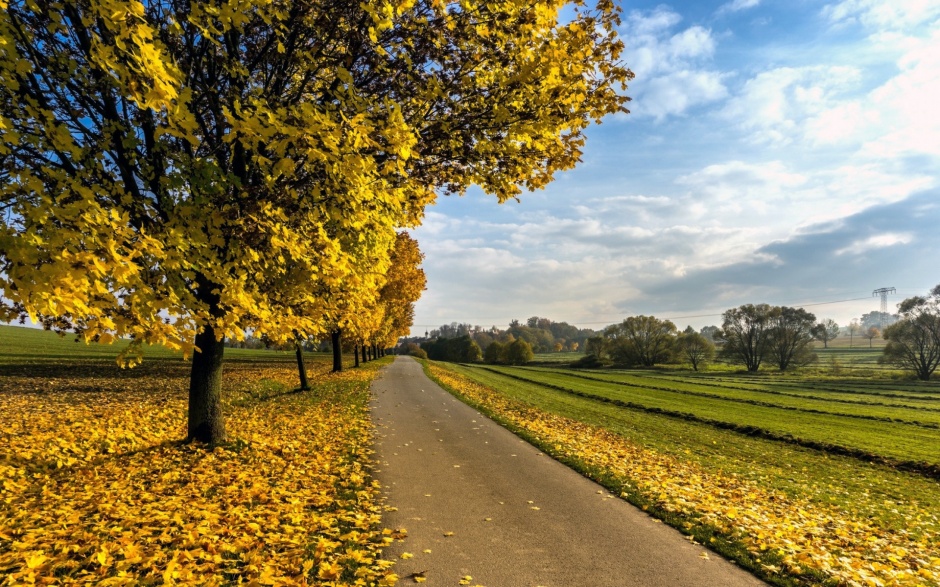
[676,160,808,207]
[717,0,761,16]
[721,65,862,146]
[627,6,682,38]
[668,26,717,62]
[835,232,913,255]
[823,0,940,30]
[622,8,728,119]
[719,24,940,180]
[804,101,867,145]
[643,70,728,120]
[861,29,940,158]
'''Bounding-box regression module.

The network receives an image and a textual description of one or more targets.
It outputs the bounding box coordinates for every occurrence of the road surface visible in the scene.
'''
[371,356,765,586]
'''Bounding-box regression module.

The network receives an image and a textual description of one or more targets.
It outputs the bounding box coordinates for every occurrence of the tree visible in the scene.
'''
[861,311,898,330]
[484,341,506,365]
[295,341,311,391]
[718,304,773,372]
[699,325,720,342]
[584,336,607,359]
[766,307,817,371]
[423,335,482,363]
[450,336,483,364]
[676,326,715,371]
[368,232,426,355]
[1,0,630,443]
[604,315,676,367]
[880,286,940,380]
[864,326,881,348]
[812,319,840,348]
[847,320,862,348]
[505,339,534,365]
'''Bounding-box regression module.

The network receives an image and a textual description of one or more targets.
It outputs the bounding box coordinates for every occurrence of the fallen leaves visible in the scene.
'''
[0,359,398,586]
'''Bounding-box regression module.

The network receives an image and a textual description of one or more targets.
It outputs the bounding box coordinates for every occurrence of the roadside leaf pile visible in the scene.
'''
[429,364,940,587]
[0,359,399,586]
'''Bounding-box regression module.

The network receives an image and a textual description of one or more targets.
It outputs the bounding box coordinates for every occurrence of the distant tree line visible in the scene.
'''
[396,316,597,363]
[403,292,940,379]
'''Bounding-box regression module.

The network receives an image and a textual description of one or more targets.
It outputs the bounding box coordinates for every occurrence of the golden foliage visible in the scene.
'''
[1,0,629,355]
[429,364,940,587]
[0,360,399,586]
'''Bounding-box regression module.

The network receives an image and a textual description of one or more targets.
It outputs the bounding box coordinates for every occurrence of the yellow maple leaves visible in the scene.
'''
[0,358,399,586]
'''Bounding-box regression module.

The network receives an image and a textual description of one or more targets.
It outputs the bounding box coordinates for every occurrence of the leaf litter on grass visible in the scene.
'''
[0,358,400,586]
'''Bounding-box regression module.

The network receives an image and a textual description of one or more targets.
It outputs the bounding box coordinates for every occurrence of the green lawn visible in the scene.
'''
[0,324,304,364]
[469,365,940,469]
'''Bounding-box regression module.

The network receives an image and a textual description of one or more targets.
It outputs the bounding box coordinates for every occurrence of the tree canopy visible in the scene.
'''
[766,306,817,371]
[881,286,940,380]
[1,0,632,442]
[604,315,676,367]
[676,326,714,371]
[718,304,773,372]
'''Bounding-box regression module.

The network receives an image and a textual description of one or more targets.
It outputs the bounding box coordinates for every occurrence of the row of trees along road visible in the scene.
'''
[0,1,633,443]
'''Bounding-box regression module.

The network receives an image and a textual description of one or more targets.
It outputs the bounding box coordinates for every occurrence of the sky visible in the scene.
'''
[408,0,940,335]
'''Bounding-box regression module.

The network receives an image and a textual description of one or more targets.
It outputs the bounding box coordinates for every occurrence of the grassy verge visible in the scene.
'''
[424,361,940,587]
[0,335,398,586]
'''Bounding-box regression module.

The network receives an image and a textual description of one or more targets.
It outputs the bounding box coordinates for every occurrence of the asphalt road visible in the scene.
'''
[371,356,766,587]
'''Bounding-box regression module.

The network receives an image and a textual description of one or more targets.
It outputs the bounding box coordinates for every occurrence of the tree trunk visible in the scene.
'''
[354,343,360,368]
[332,329,343,372]
[188,323,226,444]
[361,343,367,364]
[296,342,310,390]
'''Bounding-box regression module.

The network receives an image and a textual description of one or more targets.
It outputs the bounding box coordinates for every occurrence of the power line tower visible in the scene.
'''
[872,287,896,329]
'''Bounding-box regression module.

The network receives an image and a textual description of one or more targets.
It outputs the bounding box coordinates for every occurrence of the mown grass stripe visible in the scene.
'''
[598,370,940,403]
[698,375,940,401]
[534,367,940,416]
[468,365,940,481]
[507,366,940,429]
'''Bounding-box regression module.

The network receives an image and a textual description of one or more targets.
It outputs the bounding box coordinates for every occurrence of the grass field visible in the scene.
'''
[0,324,307,363]
[0,325,398,585]
[429,359,940,587]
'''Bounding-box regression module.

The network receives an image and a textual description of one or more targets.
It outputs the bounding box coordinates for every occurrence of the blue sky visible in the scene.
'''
[409,0,940,334]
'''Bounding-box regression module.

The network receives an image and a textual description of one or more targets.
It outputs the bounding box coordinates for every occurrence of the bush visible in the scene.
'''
[570,354,609,368]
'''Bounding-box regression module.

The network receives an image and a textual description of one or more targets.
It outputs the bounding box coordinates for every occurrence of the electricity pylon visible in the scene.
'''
[872,287,896,329]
